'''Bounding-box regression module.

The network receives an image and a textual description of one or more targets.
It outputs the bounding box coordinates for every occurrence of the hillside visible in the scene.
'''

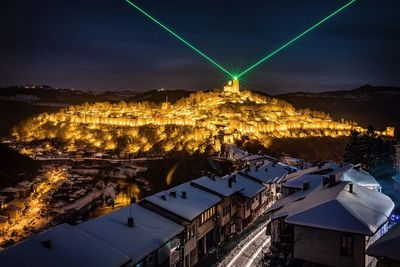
[10,87,368,157]
[0,86,192,136]
[0,143,39,189]
[276,85,400,137]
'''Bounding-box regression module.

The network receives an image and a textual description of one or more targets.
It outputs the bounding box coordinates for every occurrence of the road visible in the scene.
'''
[220,221,271,267]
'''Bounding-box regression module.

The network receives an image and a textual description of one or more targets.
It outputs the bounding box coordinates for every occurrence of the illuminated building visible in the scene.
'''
[10,81,394,157]
[223,79,240,95]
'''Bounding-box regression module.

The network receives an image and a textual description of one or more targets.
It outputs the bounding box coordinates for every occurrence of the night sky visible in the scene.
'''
[1,0,399,94]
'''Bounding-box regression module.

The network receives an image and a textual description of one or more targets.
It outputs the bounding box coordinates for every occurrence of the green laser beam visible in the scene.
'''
[124,0,233,77]
[237,0,357,78]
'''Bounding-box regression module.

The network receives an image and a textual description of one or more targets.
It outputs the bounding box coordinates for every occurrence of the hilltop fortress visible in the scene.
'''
[11,81,394,156]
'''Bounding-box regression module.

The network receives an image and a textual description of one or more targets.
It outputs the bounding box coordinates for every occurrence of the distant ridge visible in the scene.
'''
[276,85,400,137]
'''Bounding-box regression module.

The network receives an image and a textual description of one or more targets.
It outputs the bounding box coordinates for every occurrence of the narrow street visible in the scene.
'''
[204,213,271,267]
[223,224,270,267]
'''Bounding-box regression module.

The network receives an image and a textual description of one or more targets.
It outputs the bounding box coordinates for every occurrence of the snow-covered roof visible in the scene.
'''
[340,168,381,188]
[281,167,320,183]
[266,185,313,216]
[143,182,221,221]
[282,174,324,191]
[77,205,184,265]
[0,223,130,267]
[367,223,400,262]
[329,163,353,176]
[241,154,278,163]
[242,154,264,162]
[241,161,288,184]
[225,144,248,160]
[191,175,242,197]
[270,182,394,235]
[234,173,265,199]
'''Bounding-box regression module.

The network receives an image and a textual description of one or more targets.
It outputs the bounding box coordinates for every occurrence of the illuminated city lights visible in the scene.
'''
[0,169,67,246]
[11,82,393,158]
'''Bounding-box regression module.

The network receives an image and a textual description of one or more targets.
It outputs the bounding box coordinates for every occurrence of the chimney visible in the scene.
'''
[303,181,310,191]
[354,165,361,171]
[231,174,236,183]
[349,183,354,193]
[265,168,268,172]
[328,174,336,187]
[41,240,52,249]
[170,191,177,198]
[181,191,187,199]
[322,176,329,186]
[228,178,233,188]
[127,216,135,227]
[160,194,167,200]
[210,174,216,181]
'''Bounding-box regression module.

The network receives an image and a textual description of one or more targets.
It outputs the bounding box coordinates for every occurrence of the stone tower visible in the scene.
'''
[223,79,240,94]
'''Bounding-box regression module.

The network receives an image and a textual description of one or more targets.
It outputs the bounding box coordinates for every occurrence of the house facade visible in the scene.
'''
[267,181,394,267]
[139,182,222,267]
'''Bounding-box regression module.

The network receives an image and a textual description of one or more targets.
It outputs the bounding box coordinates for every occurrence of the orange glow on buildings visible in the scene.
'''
[11,81,393,156]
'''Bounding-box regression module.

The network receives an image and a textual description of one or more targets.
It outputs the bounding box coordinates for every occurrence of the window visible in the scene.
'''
[340,235,353,256]
[186,225,196,241]
[223,205,231,216]
[200,207,216,225]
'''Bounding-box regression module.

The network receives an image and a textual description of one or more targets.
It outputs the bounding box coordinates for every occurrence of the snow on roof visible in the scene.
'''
[77,205,184,265]
[241,154,278,163]
[282,174,324,191]
[329,163,353,176]
[191,175,242,197]
[0,223,130,267]
[143,182,221,221]
[274,182,394,235]
[234,173,265,199]
[242,154,264,161]
[367,223,400,261]
[340,168,381,188]
[225,144,248,160]
[281,167,320,183]
[266,185,314,217]
[241,161,288,184]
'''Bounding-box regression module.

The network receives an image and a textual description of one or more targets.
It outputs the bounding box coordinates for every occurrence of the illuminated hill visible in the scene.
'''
[10,81,393,157]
